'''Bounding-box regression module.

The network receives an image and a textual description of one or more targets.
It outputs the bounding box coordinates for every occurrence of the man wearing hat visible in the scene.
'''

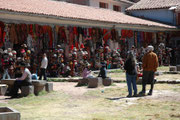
[9,62,32,98]
[139,45,158,96]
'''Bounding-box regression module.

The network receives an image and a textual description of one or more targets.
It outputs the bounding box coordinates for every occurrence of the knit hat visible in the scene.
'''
[8,48,12,52]
[80,44,85,49]
[9,52,13,57]
[12,50,17,55]
[21,49,25,53]
[27,50,31,54]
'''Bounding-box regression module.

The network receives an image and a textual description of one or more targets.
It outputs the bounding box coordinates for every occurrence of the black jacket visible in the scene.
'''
[124,59,137,75]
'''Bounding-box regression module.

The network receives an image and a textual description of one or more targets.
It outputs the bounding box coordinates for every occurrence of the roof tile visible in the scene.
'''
[127,0,180,11]
[0,0,176,29]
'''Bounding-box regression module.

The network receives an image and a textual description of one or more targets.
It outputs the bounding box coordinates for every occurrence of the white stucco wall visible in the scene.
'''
[89,0,131,13]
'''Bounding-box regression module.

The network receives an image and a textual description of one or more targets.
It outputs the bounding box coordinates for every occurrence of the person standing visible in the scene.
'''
[2,51,10,80]
[39,53,48,80]
[124,52,138,97]
[139,45,158,96]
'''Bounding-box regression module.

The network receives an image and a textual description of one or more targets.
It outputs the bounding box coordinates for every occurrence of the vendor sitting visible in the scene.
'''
[81,63,93,79]
[9,62,32,98]
[98,62,107,79]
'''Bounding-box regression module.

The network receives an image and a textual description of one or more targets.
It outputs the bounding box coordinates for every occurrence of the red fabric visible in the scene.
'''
[3,31,6,43]
[127,30,133,38]
[80,43,85,49]
[29,24,33,36]
[59,27,67,43]
[39,26,44,35]
[0,22,5,46]
[121,29,127,38]
[88,28,92,36]
[70,44,74,50]
[146,32,152,43]
[73,27,78,35]
[75,41,79,50]
[48,27,53,48]
[0,27,2,47]
[35,24,39,37]
[103,29,111,42]
[138,73,143,77]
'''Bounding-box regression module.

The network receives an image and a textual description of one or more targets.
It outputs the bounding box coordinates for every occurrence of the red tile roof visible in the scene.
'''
[0,0,176,29]
[126,0,180,11]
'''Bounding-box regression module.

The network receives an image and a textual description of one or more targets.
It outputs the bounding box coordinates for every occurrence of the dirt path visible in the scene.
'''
[52,82,126,96]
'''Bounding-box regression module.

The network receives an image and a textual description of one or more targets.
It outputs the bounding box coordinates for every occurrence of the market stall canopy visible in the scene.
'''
[0,0,178,31]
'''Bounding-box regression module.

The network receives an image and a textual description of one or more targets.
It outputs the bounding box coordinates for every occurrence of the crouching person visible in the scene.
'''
[10,63,32,98]
[98,62,107,79]
[77,63,93,86]
[82,63,94,79]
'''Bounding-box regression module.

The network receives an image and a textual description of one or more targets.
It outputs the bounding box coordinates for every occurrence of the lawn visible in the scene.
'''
[0,83,180,120]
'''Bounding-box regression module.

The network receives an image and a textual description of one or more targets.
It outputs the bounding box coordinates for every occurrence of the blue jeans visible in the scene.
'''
[126,73,137,96]
[3,68,10,80]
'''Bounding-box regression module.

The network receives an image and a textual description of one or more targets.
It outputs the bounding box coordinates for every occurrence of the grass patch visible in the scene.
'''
[108,69,124,73]
[157,66,169,72]
[47,78,68,82]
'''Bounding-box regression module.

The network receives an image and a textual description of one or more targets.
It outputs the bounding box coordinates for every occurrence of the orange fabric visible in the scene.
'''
[142,51,159,72]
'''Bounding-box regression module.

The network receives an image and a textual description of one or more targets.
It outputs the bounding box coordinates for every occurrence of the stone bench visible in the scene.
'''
[169,66,177,72]
[88,77,103,88]
[77,78,89,86]
[102,78,113,86]
[1,79,16,88]
[1,79,16,95]
[45,83,53,92]
[176,65,180,71]
[1,79,50,96]
[32,80,47,95]
[0,84,7,96]
[21,86,34,97]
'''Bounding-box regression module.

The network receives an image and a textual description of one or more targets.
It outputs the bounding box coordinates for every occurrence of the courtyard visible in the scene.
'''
[0,67,180,120]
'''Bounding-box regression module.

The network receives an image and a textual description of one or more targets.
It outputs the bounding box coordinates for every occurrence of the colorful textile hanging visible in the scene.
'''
[134,31,137,46]
[121,29,133,38]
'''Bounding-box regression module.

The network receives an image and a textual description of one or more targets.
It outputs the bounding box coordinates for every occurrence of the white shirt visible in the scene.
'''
[41,57,48,69]
[17,68,31,81]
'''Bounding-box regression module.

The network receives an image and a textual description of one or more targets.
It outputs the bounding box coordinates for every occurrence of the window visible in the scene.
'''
[113,5,121,12]
[99,2,108,9]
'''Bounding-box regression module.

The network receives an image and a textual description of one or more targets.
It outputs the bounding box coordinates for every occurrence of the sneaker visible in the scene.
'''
[126,94,132,98]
